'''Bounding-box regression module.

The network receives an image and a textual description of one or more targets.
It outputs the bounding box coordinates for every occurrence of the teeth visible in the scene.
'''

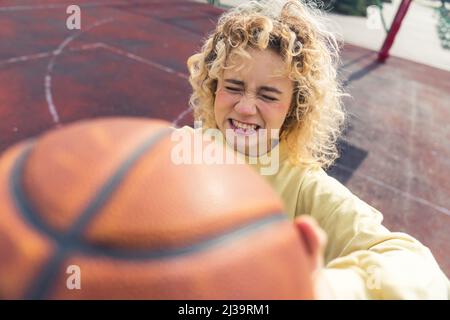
[231,119,257,131]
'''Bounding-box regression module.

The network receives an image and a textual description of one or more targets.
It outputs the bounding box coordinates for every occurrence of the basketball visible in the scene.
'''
[0,117,314,299]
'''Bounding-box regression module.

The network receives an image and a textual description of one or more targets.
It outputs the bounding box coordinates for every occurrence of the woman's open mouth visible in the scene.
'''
[228,118,261,136]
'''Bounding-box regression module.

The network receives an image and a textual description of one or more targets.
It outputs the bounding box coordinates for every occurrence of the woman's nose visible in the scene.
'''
[234,96,257,115]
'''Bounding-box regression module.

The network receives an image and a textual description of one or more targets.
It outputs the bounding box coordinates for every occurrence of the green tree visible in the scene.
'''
[323,0,391,17]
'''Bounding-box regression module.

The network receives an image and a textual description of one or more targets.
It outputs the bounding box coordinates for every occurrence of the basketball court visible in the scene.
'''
[0,0,449,278]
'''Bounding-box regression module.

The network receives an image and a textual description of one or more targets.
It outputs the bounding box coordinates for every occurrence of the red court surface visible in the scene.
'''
[0,0,449,277]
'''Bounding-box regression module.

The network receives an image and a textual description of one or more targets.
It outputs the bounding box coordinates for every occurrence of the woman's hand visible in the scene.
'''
[294,215,335,299]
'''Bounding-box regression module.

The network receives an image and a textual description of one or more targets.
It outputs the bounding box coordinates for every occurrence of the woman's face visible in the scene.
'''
[214,48,293,155]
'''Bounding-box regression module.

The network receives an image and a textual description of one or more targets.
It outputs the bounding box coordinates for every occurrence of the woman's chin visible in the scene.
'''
[220,123,277,156]
[225,136,274,157]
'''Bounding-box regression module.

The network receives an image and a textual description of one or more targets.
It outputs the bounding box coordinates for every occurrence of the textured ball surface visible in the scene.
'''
[0,117,314,299]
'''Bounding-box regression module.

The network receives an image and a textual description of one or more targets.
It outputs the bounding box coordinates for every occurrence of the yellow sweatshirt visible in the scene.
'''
[177,126,449,299]
[248,140,449,299]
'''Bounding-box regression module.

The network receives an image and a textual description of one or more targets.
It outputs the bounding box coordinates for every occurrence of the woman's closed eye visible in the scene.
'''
[225,87,277,101]
[225,86,241,93]
[261,95,277,102]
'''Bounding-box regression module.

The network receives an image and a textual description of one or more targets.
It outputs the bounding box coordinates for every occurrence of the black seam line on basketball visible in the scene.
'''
[11,149,288,261]
[11,147,287,261]
[10,143,62,240]
[67,127,173,238]
[9,143,62,300]
[10,127,173,299]
[67,212,288,260]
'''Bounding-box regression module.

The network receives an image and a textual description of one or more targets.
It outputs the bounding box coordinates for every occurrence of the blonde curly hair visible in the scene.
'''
[187,0,347,169]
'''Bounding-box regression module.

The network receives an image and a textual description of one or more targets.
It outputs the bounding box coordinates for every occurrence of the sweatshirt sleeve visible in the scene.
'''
[296,167,449,299]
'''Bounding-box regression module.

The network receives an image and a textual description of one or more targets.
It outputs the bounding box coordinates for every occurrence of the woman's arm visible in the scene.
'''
[296,167,449,299]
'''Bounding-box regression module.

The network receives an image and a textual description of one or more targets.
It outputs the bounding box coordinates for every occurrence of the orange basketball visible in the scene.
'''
[0,117,314,299]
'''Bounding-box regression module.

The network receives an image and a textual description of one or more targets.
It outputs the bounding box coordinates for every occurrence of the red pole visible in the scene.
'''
[377,0,413,62]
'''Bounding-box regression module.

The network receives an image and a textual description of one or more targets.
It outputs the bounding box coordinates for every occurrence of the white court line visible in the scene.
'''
[0,42,189,80]
[0,4,68,11]
[96,43,189,80]
[91,43,192,125]
[335,163,450,217]
[171,105,193,127]
[0,2,130,11]
[0,40,192,124]
[45,18,115,124]
[0,51,54,65]
[94,43,192,126]
[72,43,105,51]
[0,44,104,66]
